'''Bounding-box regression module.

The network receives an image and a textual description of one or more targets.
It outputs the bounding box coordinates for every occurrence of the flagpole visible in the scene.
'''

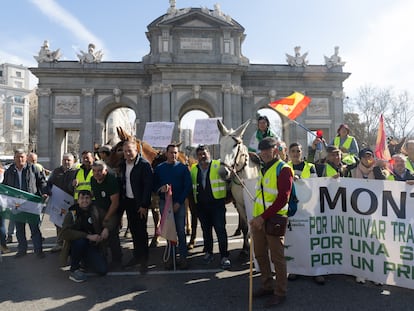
[289,119,317,137]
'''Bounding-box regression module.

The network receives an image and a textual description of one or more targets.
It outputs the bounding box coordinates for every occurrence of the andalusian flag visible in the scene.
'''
[269,92,311,120]
[0,184,43,224]
[375,114,391,160]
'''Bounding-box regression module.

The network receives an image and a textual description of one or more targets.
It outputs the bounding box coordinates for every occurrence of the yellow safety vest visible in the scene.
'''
[190,160,226,203]
[324,163,339,177]
[253,160,289,217]
[405,159,414,173]
[334,135,357,165]
[74,168,93,200]
[288,161,315,179]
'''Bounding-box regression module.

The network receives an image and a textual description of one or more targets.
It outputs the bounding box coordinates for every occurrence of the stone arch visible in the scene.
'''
[95,95,138,144]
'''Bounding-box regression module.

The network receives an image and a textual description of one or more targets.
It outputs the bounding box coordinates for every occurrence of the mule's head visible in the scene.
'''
[217,119,250,180]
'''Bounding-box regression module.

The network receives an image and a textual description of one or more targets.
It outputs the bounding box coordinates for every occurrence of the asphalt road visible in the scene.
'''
[1,205,414,311]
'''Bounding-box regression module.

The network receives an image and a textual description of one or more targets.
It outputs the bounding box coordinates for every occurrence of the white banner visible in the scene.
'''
[285,177,414,289]
[45,185,74,227]
[143,122,175,147]
[192,118,222,145]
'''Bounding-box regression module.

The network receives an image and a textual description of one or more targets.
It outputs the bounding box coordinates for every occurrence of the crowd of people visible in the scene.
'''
[1,116,413,307]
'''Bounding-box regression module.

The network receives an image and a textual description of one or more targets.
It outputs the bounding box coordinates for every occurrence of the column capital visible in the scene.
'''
[81,88,95,96]
[36,88,52,96]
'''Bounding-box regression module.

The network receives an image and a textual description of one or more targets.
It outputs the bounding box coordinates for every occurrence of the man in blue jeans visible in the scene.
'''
[60,190,116,282]
[153,143,192,270]
[2,149,48,258]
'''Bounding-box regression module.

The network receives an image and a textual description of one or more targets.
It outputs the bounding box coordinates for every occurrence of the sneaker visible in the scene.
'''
[314,276,325,285]
[203,253,214,265]
[1,245,11,254]
[69,269,87,283]
[6,235,12,244]
[220,257,231,270]
[15,251,27,258]
[288,273,298,281]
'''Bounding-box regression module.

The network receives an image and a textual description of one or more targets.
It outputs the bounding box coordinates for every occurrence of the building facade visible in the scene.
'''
[30,5,350,169]
[0,63,32,154]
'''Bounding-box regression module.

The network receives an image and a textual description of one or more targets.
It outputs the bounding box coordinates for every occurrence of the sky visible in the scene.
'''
[1,0,414,129]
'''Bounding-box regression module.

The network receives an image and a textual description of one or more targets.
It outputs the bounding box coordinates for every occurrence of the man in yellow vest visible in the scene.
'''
[321,146,349,177]
[73,151,94,201]
[404,140,414,173]
[190,145,230,270]
[249,137,293,308]
[287,142,326,284]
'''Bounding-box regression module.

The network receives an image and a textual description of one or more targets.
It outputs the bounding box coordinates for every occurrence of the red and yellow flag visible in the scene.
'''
[269,92,311,120]
[375,114,391,160]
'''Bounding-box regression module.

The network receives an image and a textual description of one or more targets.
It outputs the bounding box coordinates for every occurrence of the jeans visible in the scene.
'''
[160,200,187,259]
[8,219,15,236]
[70,238,108,275]
[15,220,43,253]
[0,216,6,246]
[197,202,229,258]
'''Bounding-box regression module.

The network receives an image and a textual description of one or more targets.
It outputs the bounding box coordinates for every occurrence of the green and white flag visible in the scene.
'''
[0,184,43,224]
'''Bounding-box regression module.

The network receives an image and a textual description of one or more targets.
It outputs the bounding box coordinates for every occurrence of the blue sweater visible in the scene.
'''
[154,161,192,205]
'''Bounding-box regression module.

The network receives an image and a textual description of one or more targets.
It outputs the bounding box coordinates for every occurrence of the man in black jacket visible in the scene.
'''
[119,140,153,274]
[2,149,48,258]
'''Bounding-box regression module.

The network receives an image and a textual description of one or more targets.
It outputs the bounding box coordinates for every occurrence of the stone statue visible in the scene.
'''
[324,46,346,69]
[34,40,61,63]
[77,43,103,64]
[286,46,308,67]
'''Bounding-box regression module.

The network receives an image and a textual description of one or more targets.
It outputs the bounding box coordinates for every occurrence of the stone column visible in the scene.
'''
[222,84,232,127]
[36,88,52,168]
[80,88,95,152]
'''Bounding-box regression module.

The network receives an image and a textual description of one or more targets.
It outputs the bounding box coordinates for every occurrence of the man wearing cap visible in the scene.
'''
[249,137,293,308]
[331,124,359,166]
[320,146,349,177]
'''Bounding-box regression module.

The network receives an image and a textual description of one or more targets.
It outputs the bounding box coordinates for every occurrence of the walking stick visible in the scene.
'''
[249,233,254,311]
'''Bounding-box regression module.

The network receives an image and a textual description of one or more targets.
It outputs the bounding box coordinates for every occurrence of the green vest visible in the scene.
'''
[288,161,315,179]
[253,160,289,217]
[74,168,93,200]
[190,160,226,203]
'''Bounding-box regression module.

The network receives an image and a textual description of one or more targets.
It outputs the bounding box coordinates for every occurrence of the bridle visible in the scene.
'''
[221,136,249,182]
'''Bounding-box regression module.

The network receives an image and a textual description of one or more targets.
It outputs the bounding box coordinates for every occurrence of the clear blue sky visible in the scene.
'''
[1,0,413,96]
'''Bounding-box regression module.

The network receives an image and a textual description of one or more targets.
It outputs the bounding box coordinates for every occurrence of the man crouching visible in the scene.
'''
[60,190,116,282]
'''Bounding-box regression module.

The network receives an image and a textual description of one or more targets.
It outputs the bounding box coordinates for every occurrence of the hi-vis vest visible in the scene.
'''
[287,161,314,179]
[334,135,357,165]
[406,159,414,173]
[74,168,93,200]
[324,163,339,177]
[253,160,289,217]
[190,160,226,203]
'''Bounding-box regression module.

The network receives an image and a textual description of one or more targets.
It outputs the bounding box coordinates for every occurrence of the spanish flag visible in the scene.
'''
[375,114,391,160]
[269,92,311,120]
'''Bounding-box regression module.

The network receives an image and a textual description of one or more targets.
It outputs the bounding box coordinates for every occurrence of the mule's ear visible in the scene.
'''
[217,119,230,136]
[233,119,251,138]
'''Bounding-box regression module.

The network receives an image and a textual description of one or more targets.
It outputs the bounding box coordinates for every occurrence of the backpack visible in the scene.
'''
[276,161,299,217]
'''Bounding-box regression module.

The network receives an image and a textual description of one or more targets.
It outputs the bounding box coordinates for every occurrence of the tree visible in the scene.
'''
[346,85,414,148]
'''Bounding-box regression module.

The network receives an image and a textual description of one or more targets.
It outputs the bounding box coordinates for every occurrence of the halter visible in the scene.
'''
[221,136,248,183]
